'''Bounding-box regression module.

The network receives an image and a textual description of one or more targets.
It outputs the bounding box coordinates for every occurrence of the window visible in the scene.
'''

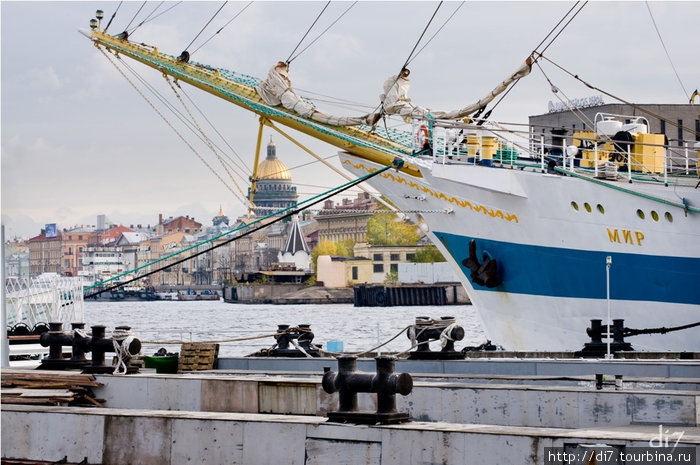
[660,119,666,135]
[352,266,358,280]
[78,235,83,240]
[390,263,398,273]
[677,119,683,146]
[390,253,400,261]
[406,253,415,261]
[373,253,383,261]
[696,120,699,142]
[373,264,384,273]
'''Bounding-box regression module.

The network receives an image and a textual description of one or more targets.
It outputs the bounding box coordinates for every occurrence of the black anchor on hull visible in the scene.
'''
[462,239,502,288]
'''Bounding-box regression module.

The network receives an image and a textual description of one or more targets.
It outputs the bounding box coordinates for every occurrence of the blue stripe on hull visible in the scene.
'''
[435,231,700,305]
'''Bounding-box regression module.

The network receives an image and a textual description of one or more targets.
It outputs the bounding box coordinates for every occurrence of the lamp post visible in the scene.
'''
[605,255,612,360]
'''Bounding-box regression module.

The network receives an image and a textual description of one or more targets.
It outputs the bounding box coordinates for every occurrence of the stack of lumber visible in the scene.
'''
[1,371,104,407]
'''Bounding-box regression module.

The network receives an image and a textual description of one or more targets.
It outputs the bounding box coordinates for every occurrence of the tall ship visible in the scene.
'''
[80,6,699,352]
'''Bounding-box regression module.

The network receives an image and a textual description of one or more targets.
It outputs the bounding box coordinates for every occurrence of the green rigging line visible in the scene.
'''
[85,155,407,296]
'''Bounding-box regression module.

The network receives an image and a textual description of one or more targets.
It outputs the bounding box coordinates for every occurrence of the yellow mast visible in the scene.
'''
[248,117,267,214]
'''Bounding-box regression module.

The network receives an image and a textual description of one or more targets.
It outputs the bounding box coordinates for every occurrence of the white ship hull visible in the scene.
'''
[340,153,700,351]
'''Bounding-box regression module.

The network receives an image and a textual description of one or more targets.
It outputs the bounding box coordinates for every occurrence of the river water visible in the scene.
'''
[84,300,485,358]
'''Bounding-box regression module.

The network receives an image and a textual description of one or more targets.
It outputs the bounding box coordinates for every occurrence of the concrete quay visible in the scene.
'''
[2,358,699,464]
[88,371,700,428]
[2,404,698,465]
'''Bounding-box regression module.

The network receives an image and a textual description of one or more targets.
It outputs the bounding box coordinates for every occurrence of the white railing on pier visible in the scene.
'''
[5,275,84,329]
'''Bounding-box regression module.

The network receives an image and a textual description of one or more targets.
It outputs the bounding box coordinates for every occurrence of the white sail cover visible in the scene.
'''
[256,56,532,127]
[256,61,377,126]
[380,57,533,122]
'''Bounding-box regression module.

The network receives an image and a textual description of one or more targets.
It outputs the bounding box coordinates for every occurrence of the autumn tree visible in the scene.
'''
[366,212,419,246]
[411,244,446,263]
[309,239,355,276]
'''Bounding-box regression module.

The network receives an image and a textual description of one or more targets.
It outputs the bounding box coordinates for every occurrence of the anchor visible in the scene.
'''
[462,239,502,288]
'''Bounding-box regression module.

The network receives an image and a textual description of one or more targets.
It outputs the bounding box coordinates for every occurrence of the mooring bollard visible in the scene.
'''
[38,322,91,370]
[269,324,321,357]
[406,316,466,360]
[83,325,141,374]
[322,355,412,424]
[38,323,141,373]
[577,319,634,357]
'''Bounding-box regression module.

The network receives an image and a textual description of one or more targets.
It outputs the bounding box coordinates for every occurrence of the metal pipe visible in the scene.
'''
[1,225,9,368]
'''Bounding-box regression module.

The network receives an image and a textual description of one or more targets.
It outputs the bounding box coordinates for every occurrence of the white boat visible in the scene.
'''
[339,119,700,351]
[79,8,699,352]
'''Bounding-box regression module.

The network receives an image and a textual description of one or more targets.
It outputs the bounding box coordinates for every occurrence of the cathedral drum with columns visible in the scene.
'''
[248,138,298,217]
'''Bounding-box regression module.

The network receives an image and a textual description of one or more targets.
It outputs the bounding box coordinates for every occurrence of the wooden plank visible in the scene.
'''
[1,388,73,397]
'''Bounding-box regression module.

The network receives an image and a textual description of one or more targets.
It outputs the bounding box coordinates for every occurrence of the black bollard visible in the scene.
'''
[83,325,141,374]
[38,322,91,370]
[269,324,321,357]
[322,355,412,424]
[576,319,633,358]
[407,316,466,360]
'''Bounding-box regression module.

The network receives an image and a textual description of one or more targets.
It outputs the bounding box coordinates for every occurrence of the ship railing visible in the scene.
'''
[5,275,85,329]
[540,132,699,185]
[418,120,526,167]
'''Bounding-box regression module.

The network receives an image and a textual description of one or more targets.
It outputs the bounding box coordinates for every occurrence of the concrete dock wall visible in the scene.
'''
[3,405,698,465]
[217,356,700,379]
[93,373,699,428]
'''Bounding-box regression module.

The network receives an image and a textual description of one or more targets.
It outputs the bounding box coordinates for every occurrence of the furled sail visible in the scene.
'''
[257,61,379,127]
[380,56,533,122]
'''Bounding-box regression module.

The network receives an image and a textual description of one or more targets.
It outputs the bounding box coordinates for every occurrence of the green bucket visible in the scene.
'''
[144,354,179,374]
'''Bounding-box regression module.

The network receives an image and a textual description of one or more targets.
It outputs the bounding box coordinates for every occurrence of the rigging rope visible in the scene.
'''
[85,153,407,297]
[185,1,228,52]
[373,1,445,121]
[130,1,182,32]
[123,1,147,33]
[127,1,166,36]
[400,1,443,72]
[191,1,254,55]
[285,1,331,64]
[103,1,123,33]
[406,1,465,68]
[537,54,698,140]
[538,1,587,56]
[178,85,252,176]
[644,1,690,101]
[287,1,358,64]
[165,76,250,205]
[97,46,248,205]
[532,1,583,54]
[486,1,588,120]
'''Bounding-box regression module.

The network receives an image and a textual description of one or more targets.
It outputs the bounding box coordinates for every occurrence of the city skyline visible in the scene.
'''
[3,1,698,239]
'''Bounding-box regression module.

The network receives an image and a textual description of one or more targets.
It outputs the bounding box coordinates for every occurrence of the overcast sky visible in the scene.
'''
[2,1,698,240]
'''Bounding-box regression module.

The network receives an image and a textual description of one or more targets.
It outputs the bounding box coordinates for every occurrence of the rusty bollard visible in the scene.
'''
[322,355,412,424]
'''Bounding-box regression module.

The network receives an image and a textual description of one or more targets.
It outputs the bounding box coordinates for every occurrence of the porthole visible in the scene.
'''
[637,209,645,219]
[571,201,579,211]
[651,210,659,222]
[597,204,605,214]
[584,202,592,213]
[665,212,673,223]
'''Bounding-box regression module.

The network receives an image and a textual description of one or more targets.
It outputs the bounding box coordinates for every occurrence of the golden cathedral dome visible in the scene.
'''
[257,139,291,180]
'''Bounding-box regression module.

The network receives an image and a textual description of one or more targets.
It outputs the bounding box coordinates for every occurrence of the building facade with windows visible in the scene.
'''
[528,103,699,170]
[315,193,379,243]
[27,232,62,275]
[353,243,422,283]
